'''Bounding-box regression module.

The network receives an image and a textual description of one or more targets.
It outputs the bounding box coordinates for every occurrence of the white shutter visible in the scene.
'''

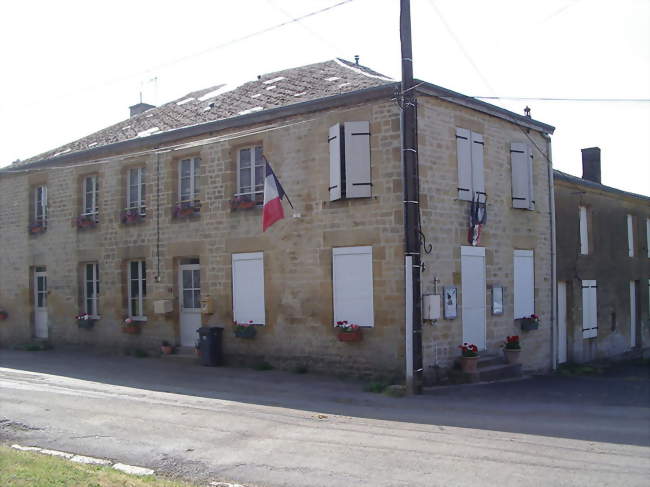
[627,214,634,257]
[344,121,371,198]
[332,246,374,327]
[511,142,530,209]
[471,132,485,199]
[579,206,589,255]
[513,250,534,319]
[456,128,472,201]
[629,281,637,348]
[647,219,650,258]
[581,280,597,338]
[232,252,265,325]
[328,124,342,201]
[527,146,535,210]
[461,246,486,350]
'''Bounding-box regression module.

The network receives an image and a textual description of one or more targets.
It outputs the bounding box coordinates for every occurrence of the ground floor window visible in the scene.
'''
[84,262,99,316]
[128,260,146,318]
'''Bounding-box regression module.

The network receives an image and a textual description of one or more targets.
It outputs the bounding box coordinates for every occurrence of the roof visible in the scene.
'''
[554,169,650,202]
[6,58,555,171]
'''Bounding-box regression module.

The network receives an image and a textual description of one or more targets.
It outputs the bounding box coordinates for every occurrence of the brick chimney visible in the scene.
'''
[129,102,156,118]
[581,147,601,184]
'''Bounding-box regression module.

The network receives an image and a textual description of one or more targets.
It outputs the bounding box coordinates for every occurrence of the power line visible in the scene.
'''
[474,96,650,103]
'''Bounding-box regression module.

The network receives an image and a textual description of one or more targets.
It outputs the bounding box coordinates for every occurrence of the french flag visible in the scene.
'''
[262,160,286,232]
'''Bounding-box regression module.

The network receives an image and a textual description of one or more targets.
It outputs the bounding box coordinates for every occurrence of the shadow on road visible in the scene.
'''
[1,347,648,447]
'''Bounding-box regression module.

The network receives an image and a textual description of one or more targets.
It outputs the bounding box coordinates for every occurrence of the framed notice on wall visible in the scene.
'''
[492,287,504,315]
[443,286,457,319]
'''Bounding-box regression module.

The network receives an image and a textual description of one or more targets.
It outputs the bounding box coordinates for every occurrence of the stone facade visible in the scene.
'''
[555,168,649,363]
[0,88,555,381]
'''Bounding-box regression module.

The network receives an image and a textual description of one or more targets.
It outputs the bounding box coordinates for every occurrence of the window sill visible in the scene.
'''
[130,316,147,322]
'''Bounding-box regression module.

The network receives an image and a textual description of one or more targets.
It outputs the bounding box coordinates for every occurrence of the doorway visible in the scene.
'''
[179,262,201,347]
[34,267,48,339]
[461,246,486,350]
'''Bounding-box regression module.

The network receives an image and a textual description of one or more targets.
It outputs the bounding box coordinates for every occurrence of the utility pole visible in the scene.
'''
[400,0,423,394]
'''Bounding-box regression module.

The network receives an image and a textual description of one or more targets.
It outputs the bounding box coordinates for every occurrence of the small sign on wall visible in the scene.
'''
[492,287,504,315]
[443,286,457,319]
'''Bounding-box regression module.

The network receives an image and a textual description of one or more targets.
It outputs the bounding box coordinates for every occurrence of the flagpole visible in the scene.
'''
[262,155,294,209]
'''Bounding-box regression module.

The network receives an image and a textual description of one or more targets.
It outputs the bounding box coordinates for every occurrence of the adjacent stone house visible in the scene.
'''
[554,148,650,363]
[0,58,555,381]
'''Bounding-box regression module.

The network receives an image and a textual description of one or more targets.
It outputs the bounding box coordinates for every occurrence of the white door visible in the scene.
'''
[557,281,567,364]
[34,270,48,339]
[461,246,486,350]
[179,264,201,347]
[630,281,637,348]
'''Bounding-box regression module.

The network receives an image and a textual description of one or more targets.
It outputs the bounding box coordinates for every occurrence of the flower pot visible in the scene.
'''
[234,326,256,339]
[122,324,140,335]
[504,348,521,364]
[161,345,173,355]
[520,318,539,331]
[460,356,479,373]
[337,330,362,342]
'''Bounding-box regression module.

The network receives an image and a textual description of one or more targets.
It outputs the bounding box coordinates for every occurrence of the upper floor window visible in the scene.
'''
[237,146,264,202]
[127,167,146,214]
[328,122,371,201]
[34,185,47,223]
[179,158,200,203]
[627,214,635,257]
[511,143,534,210]
[82,175,98,216]
[456,128,485,203]
[579,206,589,255]
[84,262,99,317]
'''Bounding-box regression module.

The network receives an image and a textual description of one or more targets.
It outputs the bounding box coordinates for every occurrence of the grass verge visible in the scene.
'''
[0,445,196,487]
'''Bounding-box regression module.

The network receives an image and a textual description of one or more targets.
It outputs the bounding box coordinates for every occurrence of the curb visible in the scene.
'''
[10,444,153,476]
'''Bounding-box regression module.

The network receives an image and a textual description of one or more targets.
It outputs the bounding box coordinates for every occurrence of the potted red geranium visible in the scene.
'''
[458,343,479,373]
[122,317,140,335]
[335,321,362,342]
[502,335,521,364]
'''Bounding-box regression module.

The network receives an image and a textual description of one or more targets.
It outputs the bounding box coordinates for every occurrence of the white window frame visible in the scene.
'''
[83,262,99,317]
[579,206,589,255]
[178,157,200,203]
[34,185,47,223]
[231,252,265,325]
[127,260,147,320]
[82,175,98,217]
[627,214,634,257]
[126,167,146,214]
[236,145,265,200]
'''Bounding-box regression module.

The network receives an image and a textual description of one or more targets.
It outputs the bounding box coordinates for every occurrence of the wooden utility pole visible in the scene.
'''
[400,0,423,394]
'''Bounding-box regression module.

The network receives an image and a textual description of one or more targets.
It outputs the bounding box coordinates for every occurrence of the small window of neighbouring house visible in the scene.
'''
[456,128,485,202]
[82,175,98,217]
[513,250,534,319]
[83,262,99,317]
[232,252,265,325]
[627,214,635,257]
[582,280,598,338]
[332,246,374,327]
[237,146,264,202]
[511,142,534,210]
[178,158,200,203]
[127,167,146,214]
[128,260,146,319]
[328,122,371,201]
[579,206,589,255]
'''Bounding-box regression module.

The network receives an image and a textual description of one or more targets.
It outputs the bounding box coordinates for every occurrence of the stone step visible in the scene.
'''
[478,362,522,382]
[477,354,505,368]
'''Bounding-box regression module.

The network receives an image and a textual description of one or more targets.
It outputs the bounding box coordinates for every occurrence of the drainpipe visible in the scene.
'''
[545,134,558,370]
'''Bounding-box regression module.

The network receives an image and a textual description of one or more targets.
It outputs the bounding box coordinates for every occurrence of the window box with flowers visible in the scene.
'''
[76,313,97,329]
[122,317,141,335]
[121,208,146,225]
[229,195,260,211]
[75,214,98,230]
[335,321,363,342]
[233,321,257,339]
[458,343,479,373]
[173,200,201,219]
[519,314,540,331]
[28,220,47,235]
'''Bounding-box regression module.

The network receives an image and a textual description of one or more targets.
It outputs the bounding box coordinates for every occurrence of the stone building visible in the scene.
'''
[0,58,555,381]
[554,148,650,364]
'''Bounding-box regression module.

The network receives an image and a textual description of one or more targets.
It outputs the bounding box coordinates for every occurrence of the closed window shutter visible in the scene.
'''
[527,146,535,210]
[471,132,485,199]
[328,124,342,201]
[579,206,589,255]
[332,246,374,327]
[511,142,530,209]
[232,252,265,325]
[344,121,372,198]
[513,250,534,319]
[456,128,472,201]
[627,214,634,257]
[581,280,598,338]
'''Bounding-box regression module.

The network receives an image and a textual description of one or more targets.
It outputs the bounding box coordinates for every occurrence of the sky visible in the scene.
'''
[1,0,648,196]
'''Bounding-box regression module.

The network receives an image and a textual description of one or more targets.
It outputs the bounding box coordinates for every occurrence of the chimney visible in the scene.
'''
[129,102,156,118]
[581,147,601,184]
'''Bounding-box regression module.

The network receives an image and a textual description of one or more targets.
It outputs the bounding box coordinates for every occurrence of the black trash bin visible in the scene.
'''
[197,326,223,366]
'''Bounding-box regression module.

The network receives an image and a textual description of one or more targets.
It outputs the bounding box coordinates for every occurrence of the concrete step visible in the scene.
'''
[478,363,522,382]
[477,354,505,368]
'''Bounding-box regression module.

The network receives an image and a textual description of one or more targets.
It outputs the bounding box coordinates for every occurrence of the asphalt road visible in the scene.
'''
[1,349,649,487]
